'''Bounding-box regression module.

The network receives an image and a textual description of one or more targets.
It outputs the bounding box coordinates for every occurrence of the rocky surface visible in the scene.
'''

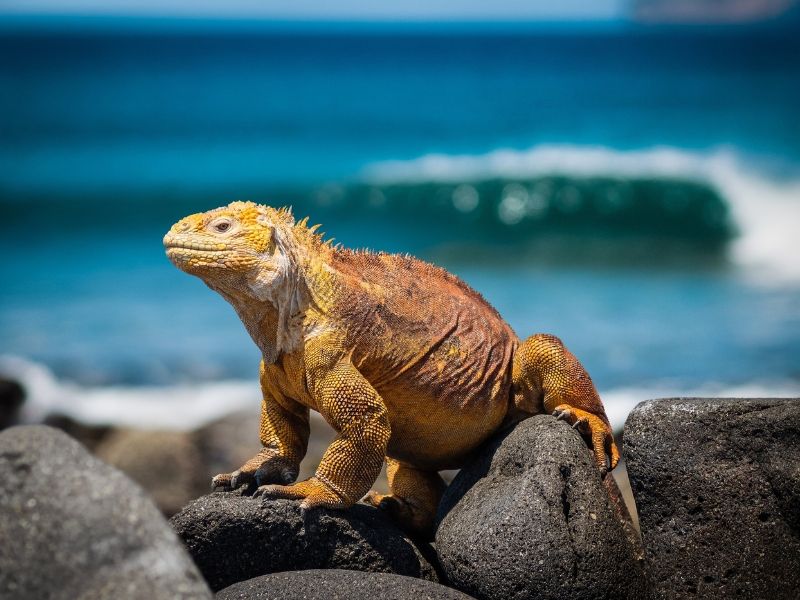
[436,415,647,600]
[171,492,438,592]
[216,569,472,600]
[624,397,800,599]
[0,425,212,600]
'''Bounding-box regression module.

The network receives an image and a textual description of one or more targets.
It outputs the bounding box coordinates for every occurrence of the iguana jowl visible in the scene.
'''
[164,201,619,534]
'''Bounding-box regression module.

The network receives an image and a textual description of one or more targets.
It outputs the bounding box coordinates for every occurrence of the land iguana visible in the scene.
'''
[164,201,619,535]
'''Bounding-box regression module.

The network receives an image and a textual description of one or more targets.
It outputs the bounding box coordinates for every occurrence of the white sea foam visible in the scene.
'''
[364,145,800,285]
[0,355,259,430]
[2,355,798,432]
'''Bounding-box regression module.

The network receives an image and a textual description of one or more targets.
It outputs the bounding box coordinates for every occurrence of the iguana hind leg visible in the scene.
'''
[513,333,619,473]
[364,458,445,539]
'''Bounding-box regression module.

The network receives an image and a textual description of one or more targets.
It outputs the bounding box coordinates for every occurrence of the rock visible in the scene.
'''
[171,492,439,592]
[624,398,800,599]
[0,378,25,429]
[216,569,473,600]
[193,409,262,481]
[42,413,112,451]
[436,415,647,600]
[95,428,209,516]
[40,408,346,518]
[0,425,212,600]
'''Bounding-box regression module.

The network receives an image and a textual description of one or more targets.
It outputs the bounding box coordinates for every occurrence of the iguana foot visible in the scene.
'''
[362,460,444,539]
[552,404,619,474]
[211,449,298,492]
[363,491,437,539]
[253,476,348,510]
[513,333,619,475]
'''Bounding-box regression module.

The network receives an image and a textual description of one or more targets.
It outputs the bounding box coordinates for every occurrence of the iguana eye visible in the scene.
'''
[209,218,234,234]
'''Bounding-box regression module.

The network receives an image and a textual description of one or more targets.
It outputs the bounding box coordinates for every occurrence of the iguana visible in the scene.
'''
[164,201,619,535]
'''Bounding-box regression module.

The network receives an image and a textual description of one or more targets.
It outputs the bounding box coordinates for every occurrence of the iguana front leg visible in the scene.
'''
[212,360,309,491]
[513,333,619,473]
[256,355,391,510]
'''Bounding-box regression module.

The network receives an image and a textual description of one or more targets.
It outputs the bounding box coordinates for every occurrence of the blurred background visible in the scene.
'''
[0,1,799,510]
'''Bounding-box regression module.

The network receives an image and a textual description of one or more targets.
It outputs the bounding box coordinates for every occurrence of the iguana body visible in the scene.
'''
[165,201,619,535]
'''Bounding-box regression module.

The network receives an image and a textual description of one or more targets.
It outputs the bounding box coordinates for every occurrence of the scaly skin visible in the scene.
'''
[164,201,619,536]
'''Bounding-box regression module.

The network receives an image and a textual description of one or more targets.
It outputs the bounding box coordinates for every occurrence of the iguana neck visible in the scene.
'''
[208,226,335,364]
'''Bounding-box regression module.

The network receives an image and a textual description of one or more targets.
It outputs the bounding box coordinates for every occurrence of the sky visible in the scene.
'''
[0,0,625,21]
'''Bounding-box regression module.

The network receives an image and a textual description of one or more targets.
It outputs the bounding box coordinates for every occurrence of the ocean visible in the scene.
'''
[1,20,798,429]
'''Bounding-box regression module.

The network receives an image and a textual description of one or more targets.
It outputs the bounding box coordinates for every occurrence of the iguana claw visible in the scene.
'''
[211,472,233,491]
[551,404,619,474]
[211,449,298,492]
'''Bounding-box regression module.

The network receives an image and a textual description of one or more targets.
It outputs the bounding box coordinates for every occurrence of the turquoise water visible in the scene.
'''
[0,21,798,421]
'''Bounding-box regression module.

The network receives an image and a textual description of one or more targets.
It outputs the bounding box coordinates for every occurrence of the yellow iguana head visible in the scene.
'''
[164,201,296,294]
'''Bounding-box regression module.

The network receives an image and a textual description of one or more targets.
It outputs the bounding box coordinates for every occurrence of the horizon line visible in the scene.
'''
[1,14,793,34]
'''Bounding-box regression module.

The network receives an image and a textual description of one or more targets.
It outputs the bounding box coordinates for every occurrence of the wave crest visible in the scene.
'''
[362,145,800,284]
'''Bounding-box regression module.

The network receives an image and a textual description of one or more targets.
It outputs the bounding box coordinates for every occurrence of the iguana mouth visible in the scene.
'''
[163,234,229,253]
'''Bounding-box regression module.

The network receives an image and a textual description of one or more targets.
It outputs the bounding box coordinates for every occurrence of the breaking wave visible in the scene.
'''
[360,145,800,284]
[8,145,798,283]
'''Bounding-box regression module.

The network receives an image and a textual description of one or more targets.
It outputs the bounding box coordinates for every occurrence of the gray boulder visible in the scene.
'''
[41,409,343,518]
[624,397,800,599]
[436,415,647,600]
[42,413,112,451]
[95,428,209,516]
[216,569,473,599]
[0,425,212,600]
[171,492,439,592]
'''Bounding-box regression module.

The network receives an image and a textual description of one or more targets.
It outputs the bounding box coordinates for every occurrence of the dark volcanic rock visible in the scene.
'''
[171,492,438,592]
[0,378,25,429]
[436,415,647,600]
[624,397,800,599]
[0,425,212,600]
[216,569,472,600]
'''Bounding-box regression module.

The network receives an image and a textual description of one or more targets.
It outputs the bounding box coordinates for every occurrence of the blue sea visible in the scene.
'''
[1,19,798,429]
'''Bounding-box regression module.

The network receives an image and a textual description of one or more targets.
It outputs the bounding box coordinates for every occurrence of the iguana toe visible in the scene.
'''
[229,469,253,490]
[254,477,348,510]
[211,472,234,491]
[553,406,573,422]
[572,416,591,435]
[254,456,298,487]
[552,404,619,474]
